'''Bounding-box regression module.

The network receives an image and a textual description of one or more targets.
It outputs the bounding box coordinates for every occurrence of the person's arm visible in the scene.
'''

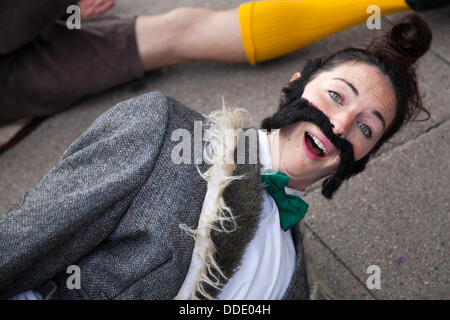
[0,91,171,298]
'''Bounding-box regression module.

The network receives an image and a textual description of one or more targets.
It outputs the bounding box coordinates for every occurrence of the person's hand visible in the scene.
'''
[77,0,115,20]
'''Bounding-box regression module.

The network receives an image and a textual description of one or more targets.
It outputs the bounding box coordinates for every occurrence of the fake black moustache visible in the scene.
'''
[261,96,357,199]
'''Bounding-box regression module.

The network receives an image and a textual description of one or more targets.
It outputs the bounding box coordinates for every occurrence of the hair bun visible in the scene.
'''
[367,14,432,69]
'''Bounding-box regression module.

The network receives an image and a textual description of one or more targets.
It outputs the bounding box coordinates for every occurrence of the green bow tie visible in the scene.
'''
[261,169,309,231]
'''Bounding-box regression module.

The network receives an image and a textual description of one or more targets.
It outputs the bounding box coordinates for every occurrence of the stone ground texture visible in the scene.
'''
[1,0,448,299]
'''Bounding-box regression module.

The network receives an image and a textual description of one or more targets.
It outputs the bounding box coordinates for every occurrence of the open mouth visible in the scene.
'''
[304,131,328,159]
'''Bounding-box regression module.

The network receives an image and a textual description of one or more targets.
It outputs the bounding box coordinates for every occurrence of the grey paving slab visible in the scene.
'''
[301,223,374,300]
[303,120,450,299]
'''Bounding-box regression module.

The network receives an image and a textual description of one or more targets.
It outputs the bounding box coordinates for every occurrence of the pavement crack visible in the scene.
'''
[423,119,448,134]
[431,50,450,66]
[380,119,448,154]
[304,221,379,300]
[364,118,448,162]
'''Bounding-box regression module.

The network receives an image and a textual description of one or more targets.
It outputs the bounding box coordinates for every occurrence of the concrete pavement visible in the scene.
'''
[1,0,448,299]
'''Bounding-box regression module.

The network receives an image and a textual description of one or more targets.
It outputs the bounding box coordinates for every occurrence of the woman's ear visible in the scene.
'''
[290,72,301,82]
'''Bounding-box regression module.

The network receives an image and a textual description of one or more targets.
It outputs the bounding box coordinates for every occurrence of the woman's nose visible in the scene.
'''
[330,112,353,138]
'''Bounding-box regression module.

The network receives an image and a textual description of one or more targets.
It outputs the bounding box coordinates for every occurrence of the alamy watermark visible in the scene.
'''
[66,265,81,290]
[170,122,261,166]
[366,265,381,289]
[366,5,381,30]
[66,5,81,30]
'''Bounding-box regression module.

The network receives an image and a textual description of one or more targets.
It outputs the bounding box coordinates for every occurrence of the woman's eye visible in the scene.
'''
[357,122,372,138]
[329,91,342,104]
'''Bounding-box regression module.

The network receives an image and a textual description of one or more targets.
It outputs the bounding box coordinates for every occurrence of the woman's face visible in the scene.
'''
[271,62,396,190]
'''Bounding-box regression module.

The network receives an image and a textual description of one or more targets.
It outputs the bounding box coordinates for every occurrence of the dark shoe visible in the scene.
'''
[405,0,450,12]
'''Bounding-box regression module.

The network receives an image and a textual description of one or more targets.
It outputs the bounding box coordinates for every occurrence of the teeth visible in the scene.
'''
[307,132,327,155]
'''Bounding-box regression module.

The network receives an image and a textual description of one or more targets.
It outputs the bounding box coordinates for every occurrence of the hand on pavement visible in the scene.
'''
[77,0,115,19]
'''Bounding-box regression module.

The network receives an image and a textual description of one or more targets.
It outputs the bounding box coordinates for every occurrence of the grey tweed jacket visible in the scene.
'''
[0,91,309,300]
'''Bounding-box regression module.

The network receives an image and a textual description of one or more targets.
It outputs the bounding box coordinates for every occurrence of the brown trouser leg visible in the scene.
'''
[0,1,144,126]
